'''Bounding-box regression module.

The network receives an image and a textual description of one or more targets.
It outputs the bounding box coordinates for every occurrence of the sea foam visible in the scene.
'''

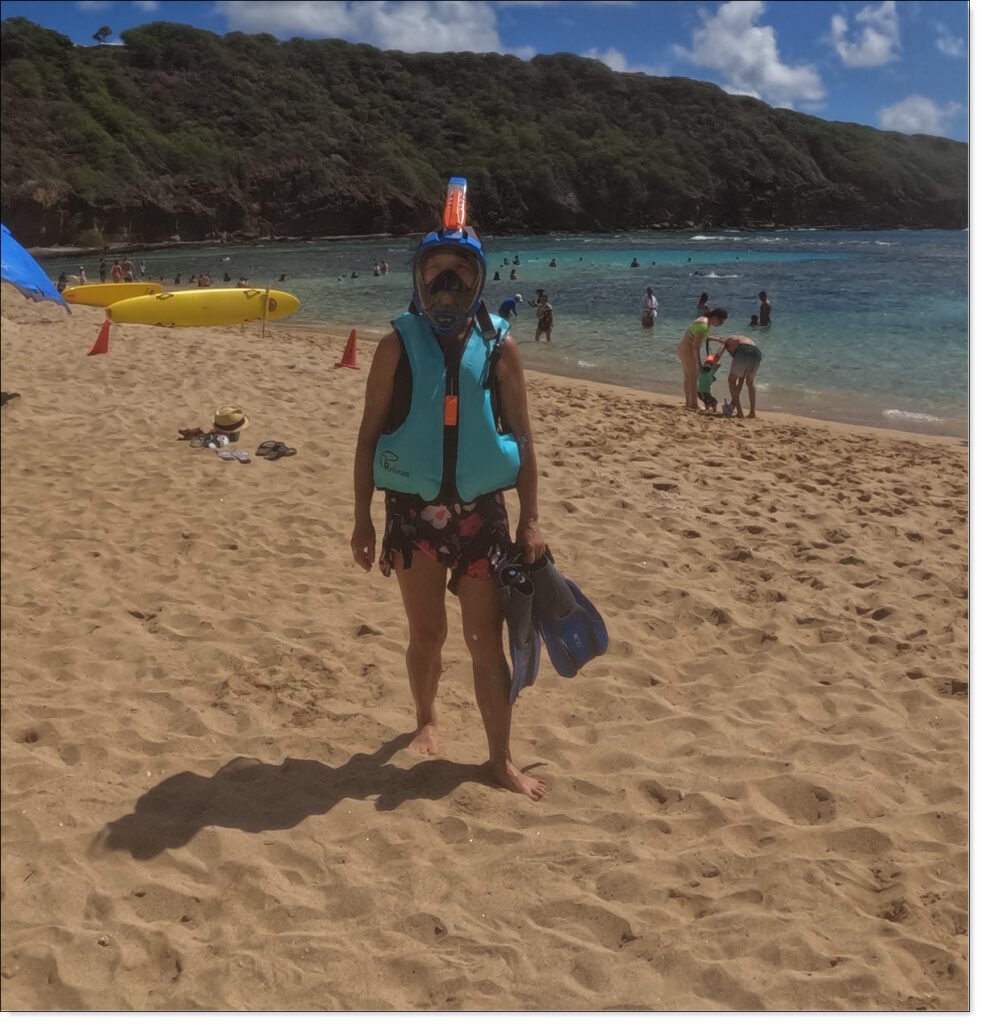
[883,409,941,423]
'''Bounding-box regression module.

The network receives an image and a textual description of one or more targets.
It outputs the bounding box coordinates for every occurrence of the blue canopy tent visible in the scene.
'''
[1,223,71,313]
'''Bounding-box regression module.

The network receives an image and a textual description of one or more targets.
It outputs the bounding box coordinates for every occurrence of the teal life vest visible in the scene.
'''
[373,310,521,502]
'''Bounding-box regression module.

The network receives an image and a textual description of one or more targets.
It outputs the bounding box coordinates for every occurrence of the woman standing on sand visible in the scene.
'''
[677,309,727,411]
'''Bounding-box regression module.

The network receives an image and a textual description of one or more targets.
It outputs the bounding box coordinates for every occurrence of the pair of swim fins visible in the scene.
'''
[498,552,609,704]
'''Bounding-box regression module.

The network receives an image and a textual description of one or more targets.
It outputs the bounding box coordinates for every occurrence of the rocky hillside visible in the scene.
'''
[0,18,968,246]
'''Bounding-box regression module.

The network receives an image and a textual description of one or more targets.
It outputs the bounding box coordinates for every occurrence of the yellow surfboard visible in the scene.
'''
[63,282,163,306]
[105,288,300,327]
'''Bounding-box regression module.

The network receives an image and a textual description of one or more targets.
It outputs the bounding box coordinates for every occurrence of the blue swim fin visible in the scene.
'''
[498,562,542,704]
[528,557,608,679]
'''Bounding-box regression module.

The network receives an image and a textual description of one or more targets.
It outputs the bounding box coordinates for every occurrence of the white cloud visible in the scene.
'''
[879,94,961,136]
[673,1,824,108]
[934,22,965,58]
[133,0,160,10]
[217,1,503,53]
[582,46,668,77]
[76,0,114,9]
[829,0,901,67]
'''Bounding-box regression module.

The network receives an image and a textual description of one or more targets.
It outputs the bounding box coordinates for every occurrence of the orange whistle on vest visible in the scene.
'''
[444,395,459,426]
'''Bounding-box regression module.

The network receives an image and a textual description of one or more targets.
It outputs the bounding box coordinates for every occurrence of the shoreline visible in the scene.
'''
[278,320,968,445]
[27,224,967,259]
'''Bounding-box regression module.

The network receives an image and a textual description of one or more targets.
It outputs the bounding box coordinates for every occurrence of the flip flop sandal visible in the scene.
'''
[264,443,297,461]
[256,440,281,456]
[231,449,252,463]
[216,449,237,461]
[1,392,22,407]
[177,427,204,441]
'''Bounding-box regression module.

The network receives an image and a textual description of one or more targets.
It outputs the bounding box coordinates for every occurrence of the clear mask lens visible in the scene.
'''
[415,249,483,331]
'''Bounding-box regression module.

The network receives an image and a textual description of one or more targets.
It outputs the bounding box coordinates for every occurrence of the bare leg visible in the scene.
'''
[746,377,757,418]
[684,356,700,410]
[729,374,745,417]
[457,574,548,800]
[394,552,449,756]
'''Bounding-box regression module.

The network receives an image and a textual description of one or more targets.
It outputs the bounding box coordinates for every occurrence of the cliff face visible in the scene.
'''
[0,19,968,246]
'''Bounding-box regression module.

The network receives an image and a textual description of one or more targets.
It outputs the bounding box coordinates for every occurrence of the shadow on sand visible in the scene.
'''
[96,733,487,860]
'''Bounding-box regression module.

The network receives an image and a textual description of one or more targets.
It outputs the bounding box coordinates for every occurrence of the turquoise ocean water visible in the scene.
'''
[47,230,968,436]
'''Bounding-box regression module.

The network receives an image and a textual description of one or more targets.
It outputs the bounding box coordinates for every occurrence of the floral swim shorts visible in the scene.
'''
[379,490,512,594]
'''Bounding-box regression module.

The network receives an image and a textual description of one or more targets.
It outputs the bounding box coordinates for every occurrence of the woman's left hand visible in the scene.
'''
[517,519,547,564]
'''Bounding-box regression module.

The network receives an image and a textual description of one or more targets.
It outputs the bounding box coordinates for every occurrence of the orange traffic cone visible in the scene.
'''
[87,320,111,356]
[336,328,359,369]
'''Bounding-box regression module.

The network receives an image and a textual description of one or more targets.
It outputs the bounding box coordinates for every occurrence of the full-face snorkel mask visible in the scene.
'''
[411,227,486,335]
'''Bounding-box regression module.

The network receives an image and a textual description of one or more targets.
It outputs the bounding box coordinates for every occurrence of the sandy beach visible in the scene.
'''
[0,287,968,1011]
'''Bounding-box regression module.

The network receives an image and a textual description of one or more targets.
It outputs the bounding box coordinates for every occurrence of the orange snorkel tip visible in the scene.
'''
[442,177,468,232]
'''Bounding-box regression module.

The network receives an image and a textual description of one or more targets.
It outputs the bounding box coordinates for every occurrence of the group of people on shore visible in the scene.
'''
[641,286,771,418]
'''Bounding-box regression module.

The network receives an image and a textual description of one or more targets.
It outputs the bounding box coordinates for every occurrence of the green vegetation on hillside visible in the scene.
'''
[0,18,967,245]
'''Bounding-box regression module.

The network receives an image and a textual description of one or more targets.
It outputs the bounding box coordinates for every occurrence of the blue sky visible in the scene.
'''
[0,0,970,140]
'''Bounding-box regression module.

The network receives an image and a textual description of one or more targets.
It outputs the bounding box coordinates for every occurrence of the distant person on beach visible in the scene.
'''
[99,259,107,283]
[492,270,501,281]
[139,261,147,279]
[513,254,520,265]
[720,334,763,418]
[749,314,759,328]
[630,257,640,268]
[198,272,212,287]
[223,271,231,282]
[758,291,772,327]
[677,309,728,411]
[279,274,287,282]
[535,294,554,343]
[641,286,658,329]
[697,292,710,316]
[121,258,135,283]
[350,211,548,800]
[497,293,523,323]
[373,262,381,277]
[111,260,123,283]
[509,268,518,281]
[382,261,389,275]
[549,258,557,268]
[237,276,249,287]
[56,273,68,293]
[78,266,87,285]
[174,273,181,284]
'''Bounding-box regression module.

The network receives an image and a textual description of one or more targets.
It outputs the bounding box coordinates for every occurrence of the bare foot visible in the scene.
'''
[489,760,548,800]
[747,412,756,419]
[409,723,441,757]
